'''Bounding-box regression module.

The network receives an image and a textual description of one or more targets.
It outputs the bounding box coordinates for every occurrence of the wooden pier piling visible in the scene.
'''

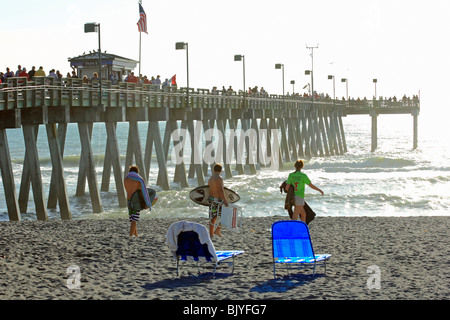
[413,109,419,150]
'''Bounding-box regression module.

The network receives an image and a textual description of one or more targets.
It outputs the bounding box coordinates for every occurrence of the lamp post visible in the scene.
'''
[234,54,246,106]
[305,70,312,96]
[176,42,189,108]
[328,75,335,100]
[373,78,377,99]
[341,78,348,101]
[84,22,102,106]
[290,80,295,95]
[275,63,285,96]
[306,44,318,99]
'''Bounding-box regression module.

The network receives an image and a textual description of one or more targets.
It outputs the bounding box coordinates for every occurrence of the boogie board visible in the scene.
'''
[280,180,316,225]
[130,187,158,211]
[189,185,240,206]
[304,202,316,225]
[286,201,316,224]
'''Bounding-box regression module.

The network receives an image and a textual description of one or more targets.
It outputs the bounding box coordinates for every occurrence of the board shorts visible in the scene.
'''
[127,199,140,222]
[208,196,223,221]
[294,195,305,206]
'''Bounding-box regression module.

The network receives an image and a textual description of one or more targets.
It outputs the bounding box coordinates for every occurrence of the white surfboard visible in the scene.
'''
[189,185,240,206]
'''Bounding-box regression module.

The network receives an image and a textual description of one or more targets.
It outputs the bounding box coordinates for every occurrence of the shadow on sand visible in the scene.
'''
[142,272,233,291]
[250,274,324,293]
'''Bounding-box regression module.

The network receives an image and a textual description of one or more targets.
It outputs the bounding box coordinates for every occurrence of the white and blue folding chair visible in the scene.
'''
[272,220,331,278]
[166,221,244,277]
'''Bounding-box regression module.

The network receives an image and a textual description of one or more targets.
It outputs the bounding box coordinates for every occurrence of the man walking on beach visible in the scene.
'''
[208,164,229,238]
[124,165,147,237]
[286,159,324,222]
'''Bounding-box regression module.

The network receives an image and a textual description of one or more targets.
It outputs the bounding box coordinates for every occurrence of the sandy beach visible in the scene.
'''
[0,216,448,304]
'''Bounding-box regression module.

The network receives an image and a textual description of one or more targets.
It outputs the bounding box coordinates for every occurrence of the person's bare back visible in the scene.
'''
[208,174,224,200]
[124,177,141,200]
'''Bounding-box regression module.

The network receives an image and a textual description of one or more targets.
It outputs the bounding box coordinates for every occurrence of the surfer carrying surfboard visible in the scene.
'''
[285,160,324,223]
[124,165,151,237]
[208,164,229,238]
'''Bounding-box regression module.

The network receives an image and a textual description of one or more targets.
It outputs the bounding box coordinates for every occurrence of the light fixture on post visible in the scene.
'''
[305,70,312,96]
[306,43,318,100]
[84,22,102,106]
[341,78,348,101]
[275,63,285,96]
[328,75,335,100]
[290,80,295,94]
[373,79,377,100]
[175,42,189,108]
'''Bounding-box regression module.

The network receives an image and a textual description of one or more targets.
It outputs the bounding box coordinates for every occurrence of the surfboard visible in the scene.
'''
[286,201,316,225]
[189,185,240,206]
[130,187,158,211]
[304,202,316,225]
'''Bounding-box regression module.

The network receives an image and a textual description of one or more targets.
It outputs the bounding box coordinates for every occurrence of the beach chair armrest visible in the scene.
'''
[215,250,245,262]
[274,254,331,264]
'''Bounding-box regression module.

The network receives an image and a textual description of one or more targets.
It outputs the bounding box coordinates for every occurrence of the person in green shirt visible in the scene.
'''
[286,159,324,222]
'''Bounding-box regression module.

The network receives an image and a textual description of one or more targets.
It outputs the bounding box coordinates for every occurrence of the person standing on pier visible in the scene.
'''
[285,160,324,222]
[4,67,14,80]
[208,164,229,238]
[34,66,46,77]
[28,66,36,80]
[15,65,22,77]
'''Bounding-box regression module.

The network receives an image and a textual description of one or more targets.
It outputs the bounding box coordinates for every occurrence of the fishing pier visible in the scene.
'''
[0,77,420,221]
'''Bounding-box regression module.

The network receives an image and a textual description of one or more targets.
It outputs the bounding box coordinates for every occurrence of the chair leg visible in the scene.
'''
[213,264,217,277]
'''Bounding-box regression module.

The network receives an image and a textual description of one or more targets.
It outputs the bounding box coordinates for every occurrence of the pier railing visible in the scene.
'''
[0,76,419,114]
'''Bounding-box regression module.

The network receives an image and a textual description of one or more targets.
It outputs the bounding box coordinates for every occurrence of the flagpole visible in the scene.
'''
[138,0,142,77]
[139,31,141,77]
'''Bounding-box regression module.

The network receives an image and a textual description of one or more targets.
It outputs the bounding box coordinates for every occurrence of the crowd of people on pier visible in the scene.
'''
[292,91,419,104]
[1,65,419,106]
[210,85,269,97]
[0,65,84,83]
[0,65,59,83]
[121,72,176,88]
[208,84,419,105]
[0,64,176,90]
[0,65,101,84]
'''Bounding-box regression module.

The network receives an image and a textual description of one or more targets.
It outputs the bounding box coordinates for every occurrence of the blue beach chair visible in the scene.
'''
[272,220,331,278]
[166,221,244,277]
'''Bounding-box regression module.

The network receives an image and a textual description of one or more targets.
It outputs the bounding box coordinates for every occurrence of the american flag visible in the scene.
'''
[137,3,147,34]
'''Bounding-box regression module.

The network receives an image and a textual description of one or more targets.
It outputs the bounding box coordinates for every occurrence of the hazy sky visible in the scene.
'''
[2,0,450,119]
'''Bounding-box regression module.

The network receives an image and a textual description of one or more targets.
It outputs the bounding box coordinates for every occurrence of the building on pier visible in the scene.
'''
[68,51,138,82]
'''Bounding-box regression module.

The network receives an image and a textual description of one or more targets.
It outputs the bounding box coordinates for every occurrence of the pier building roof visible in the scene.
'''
[68,51,138,70]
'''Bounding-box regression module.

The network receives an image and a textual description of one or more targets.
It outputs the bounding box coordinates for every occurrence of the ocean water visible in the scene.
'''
[0,112,449,221]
